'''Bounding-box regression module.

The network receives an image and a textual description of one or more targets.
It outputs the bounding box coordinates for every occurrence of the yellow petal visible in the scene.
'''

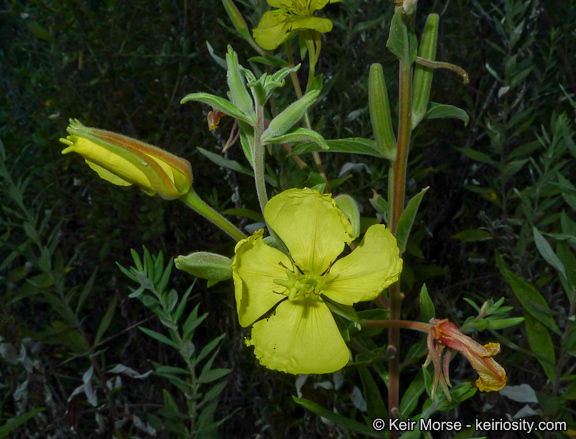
[290,16,333,33]
[253,10,292,50]
[265,188,353,275]
[232,229,292,327]
[248,297,349,374]
[323,225,402,305]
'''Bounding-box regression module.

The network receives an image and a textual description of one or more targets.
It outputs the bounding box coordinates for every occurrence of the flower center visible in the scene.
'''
[273,265,324,301]
[283,0,312,17]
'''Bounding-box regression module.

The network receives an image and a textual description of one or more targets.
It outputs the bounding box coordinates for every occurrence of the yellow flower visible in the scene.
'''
[59,119,192,200]
[232,188,402,374]
[426,318,507,399]
[253,0,340,50]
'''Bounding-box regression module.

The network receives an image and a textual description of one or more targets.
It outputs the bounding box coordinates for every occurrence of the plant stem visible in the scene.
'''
[179,189,246,241]
[253,104,269,214]
[363,319,431,333]
[388,58,413,425]
[285,40,330,188]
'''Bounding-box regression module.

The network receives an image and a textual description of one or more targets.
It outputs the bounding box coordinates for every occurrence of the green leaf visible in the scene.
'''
[290,137,384,158]
[524,313,556,384]
[386,10,417,64]
[533,227,566,278]
[396,187,429,253]
[419,283,435,323]
[369,191,389,223]
[263,127,328,150]
[75,266,99,314]
[198,368,230,384]
[180,92,253,125]
[293,397,383,438]
[0,408,45,438]
[502,269,561,335]
[194,333,226,366]
[27,21,51,41]
[399,372,426,417]
[358,366,387,421]
[425,103,469,125]
[94,295,118,346]
[457,147,497,167]
[557,173,576,211]
[139,326,180,350]
[196,147,277,187]
[452,229,493,242]
[262,90,319,139]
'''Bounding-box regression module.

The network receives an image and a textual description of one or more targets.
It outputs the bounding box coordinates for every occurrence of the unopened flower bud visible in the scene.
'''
[60,119,192,200]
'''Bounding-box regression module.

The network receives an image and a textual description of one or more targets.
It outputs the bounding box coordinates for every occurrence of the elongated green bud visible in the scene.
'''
[369,64,396,161]
[222,0,249,38]
[261,89,319,142]
[175,252,233,286]
[412,13,439,130]
[226,46,256,123]
[334,194,361,239]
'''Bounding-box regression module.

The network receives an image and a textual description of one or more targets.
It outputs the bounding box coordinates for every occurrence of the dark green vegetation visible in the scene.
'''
[1,0,575,437]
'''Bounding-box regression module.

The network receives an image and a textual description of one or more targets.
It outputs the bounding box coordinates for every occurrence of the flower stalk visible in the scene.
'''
[179,189,246,241]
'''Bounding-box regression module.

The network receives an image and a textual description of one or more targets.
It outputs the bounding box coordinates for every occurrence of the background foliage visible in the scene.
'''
[1,0,575,437]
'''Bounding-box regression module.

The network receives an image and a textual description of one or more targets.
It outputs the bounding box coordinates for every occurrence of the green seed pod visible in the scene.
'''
[261,89,320,142]
[369,63,396,161]
[226,46,256,123]
[334,194,361,239]
[412,13,439,130]
[175,252,233,286]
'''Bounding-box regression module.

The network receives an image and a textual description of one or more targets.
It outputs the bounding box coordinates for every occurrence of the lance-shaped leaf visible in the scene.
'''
[180,92,254,125]
[261,89,320,140]
[261,127,328,150]
[289,137,384,158]
[412,14,439,129]
[369,63,396,160]
[386,9,417,64]
[396,187,429,253]
[226,46,256,122]
[424,103,469,126]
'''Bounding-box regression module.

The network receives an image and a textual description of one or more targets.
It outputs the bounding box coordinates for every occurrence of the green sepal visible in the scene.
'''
[369,63,396,160]
[180,92,253,125]
[396,186,429,254]
[412,14,439,130]
[262,127,328,150]
[334,194,361,239]
[261,89,320,139]
[386,9,417,64]
[289,137,384,158]
[174,252,233,286]
[225,46,256,122]
[424,102,469,126]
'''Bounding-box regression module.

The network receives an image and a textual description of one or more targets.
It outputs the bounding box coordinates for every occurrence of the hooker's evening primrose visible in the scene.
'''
[59,119,192,200]
[253,0,340,50]
[232,188,402,374]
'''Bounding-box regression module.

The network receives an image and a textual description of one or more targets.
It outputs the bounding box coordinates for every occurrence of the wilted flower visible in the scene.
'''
[59,119,192,200]
[425,318,507,399]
